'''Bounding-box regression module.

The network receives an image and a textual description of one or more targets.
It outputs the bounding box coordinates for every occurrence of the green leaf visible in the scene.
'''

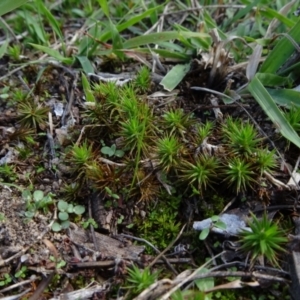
[33,190,44,202]
[123,31,209,49]
[29,44,73,64]
[195,268,214,291]
[261,7,295,28]
[97,0,109,18]
[266,88,300,108]
[35,0,63,40]
[74,205,85,215]
[22,190,32,201]
[0,40,8,59]
[24,211,35,218]
[199,228,210,240]
[0,0,28,16]
[160,63,191,92]
[214,221,227,230]
[225,0,260,27]
[51,222,62,232]
[81,72,96,102]
[58,200,69,212]
[76,56,94,74]
[248,75,300,148]
[260,19,300,74]
[97,5,163,42]
[61,220,70,229]
[115,149,125,158]
[109,19,124,59]
[210,215,219,222]
[67,204,74,213]
[256,73,292,87]
[101,146,114,157]
[59,211,69,221]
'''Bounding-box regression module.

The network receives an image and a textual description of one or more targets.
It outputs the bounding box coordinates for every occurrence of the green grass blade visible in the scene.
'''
[76,56,94,74]
[261,7,295,28]
[97,5,164,42]
[266,88,300,108]
[117,5,163,32]
[97,0,109,18]
[225,0,260,27]
[260,19,300,74]
[123,31,209,49]
[35,0,63,40]
[109,19,125,59]
[0,40,9,58]
[248,75,300,148]
[81,73,96,103]
[29,44,73,64]
[0,0,28,16]
[256,73,292,87]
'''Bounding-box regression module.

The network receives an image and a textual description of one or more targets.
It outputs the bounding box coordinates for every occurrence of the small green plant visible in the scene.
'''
[15,266,27,279]
[239,213,288,266]
[81,218,98,229]
[180,155,220,193]
[18,101,49,130]
[101,143,124,158]
[199,215,227,240]
[0,274,12,286]
[49,256,67,269]
[196,121,214,143]
[222,118,261,157]
[156,135,183,172]
[7,44,22,61]
[0,164,17,182]
[11,89,28,103]
[126,265,159,296]
[224,157,256,193]
[69,141,94,176]
[254,149,277,175]
[23,189,54,218]
[119,116,148,155]
[52,200,85,232]
[134,66,151,93]
[93,81,120,105]
[162,109,193,137]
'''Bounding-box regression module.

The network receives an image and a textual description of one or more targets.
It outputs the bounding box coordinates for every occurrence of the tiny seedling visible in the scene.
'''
[23,189,54,218]
[7,44,22,61]
[52,200,85,232]
[15,266,27,279]
[81,218,98,229]
[199,215,227,240]
[0,274,12,286]
[50,256,67,269]
[101,143,124,158]
[105,186,120,199]
[0,164,17,182]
